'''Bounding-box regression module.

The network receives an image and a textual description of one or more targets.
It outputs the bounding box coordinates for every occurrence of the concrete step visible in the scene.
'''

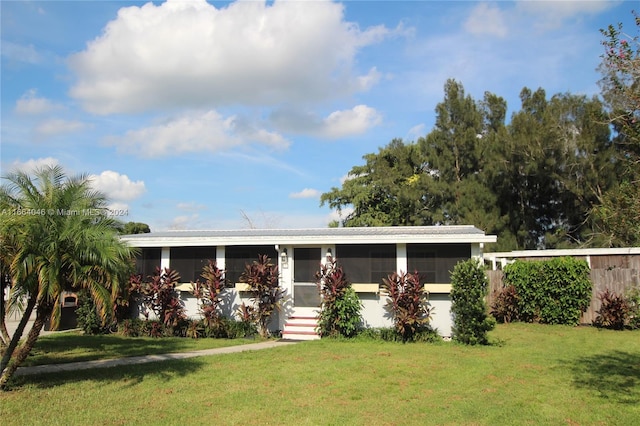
[282,316,320,341]
[281,330,320,341]
[284,324,317,333]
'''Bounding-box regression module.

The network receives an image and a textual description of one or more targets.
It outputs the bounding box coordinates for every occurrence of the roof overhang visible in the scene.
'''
[484,247,640,260]
[121,225,497,248]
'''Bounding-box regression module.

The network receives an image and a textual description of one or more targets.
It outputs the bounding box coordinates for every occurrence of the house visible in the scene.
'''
[122,225,497,339]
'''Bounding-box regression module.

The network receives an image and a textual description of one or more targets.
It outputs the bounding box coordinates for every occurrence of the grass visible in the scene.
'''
[19,331,260,366]
[2,323,639,425]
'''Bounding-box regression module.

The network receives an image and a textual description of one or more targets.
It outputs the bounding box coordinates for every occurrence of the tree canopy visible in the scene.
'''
[321,79,621,251]
[120,221,151,235]
[590,13,640,246]
[322,13,640,249]
[0,165,135,389]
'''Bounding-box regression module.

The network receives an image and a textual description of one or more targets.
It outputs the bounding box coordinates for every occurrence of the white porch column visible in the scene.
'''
[397,243,407,274]
[323,245,335,266]
[471,243,483,262]
[216,246,226,271]
[161,247,171,270]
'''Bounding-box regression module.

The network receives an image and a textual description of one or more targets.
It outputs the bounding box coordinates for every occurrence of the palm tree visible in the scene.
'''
[0,165,135,389]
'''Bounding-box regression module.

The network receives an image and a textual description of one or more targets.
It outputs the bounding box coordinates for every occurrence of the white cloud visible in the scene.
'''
[177,202,207,212]
[169,214,200,230]
[464,3,507,37]
[290,188,321,199]
[1,41,41,64]
[516,0,619,31]
[322,105,382,138]
[270,104,382,139]
[105,110,289,157]
[6,157,60,174]
[89,170,146,201]
[68,0,390,114]
[406,124,426,141]
[34,119,86,138]
[15,89,63,115]
[106,201,130,214]
[402,0,606,113]
[328,206,353,224]
[355,67,383,91]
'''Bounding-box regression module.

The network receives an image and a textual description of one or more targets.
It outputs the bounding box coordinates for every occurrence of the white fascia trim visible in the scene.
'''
[122,234,497,248]
[484,247,640,260]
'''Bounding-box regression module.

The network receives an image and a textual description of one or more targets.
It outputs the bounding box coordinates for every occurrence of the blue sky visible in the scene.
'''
[1,0,636,231]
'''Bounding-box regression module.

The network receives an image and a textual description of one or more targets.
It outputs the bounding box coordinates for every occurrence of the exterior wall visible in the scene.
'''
[131,240,481,337]
[429,294,453,337]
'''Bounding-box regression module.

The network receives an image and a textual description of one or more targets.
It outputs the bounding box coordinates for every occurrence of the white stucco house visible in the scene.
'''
[121,225,496,339]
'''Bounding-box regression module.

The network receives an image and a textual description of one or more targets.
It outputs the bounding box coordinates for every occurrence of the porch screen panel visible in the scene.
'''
[135,248,161,278]
[407,244,470,283]
[293,248,321,307]
[294,248,322,282]
[407,246,436,283]
[170,246,216,282]
[335,244,396,283]
[225,245,278,285]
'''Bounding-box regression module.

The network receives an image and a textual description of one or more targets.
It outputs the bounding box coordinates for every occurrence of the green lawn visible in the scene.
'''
[2,324,639,425]
[19,331,260,366]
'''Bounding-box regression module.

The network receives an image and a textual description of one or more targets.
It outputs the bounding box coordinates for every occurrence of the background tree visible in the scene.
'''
[321,79,616,251]
[0,165,134,389]
[492,89,614,249]
[321,139,430,226]
[417,80,503,235]
[591,13,640,246]
[120,222,151,234]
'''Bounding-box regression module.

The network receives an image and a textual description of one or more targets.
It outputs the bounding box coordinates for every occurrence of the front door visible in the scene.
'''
[292,247,322,317]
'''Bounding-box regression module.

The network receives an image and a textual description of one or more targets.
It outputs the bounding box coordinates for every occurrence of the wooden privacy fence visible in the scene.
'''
[485,268,640,324]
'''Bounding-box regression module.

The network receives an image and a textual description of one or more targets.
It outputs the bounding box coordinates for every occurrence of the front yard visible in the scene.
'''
[1,323,639,425]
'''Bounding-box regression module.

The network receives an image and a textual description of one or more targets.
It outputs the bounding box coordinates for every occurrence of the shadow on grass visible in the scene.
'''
[8,356,207,391]
[23,333,233,366]
[563,350,640,404]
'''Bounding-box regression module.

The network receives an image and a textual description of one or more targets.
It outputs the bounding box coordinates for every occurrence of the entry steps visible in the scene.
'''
[281,316,320,341]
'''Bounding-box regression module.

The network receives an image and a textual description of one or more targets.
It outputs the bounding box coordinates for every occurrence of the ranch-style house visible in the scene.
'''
[122,225,497,339]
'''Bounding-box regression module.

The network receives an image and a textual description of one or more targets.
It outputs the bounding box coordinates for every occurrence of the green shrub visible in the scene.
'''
[450,259,495,345]
[316,258,362,338]
[381,271,432,342]
[240,254,284,338]
[593,287,640,330]
[76,292,107,335]
[626,287,640,330]
[130,267,186,327]
[593,289,629,330]
[118,318,144,337]
[490,285,520,323]
[356,327,439,343]
[223,318,257,339]
[503,257,591,325]
[193,260,227,329]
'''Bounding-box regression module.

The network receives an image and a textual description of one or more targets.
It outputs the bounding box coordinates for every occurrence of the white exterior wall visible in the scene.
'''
[129,232,495,338]
[428,295,452,337]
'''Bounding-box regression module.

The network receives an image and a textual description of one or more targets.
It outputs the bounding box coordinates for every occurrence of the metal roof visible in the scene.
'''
[121,225,497,247]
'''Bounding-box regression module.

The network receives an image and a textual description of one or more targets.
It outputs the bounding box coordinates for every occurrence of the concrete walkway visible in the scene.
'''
[6,315,298,377]
[15,340,299,377]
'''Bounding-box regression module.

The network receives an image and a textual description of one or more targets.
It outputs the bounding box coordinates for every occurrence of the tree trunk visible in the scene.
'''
[0,294,37,378]
[0,280,10,347]
[0,301,49,390]
[0,270,7,346]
